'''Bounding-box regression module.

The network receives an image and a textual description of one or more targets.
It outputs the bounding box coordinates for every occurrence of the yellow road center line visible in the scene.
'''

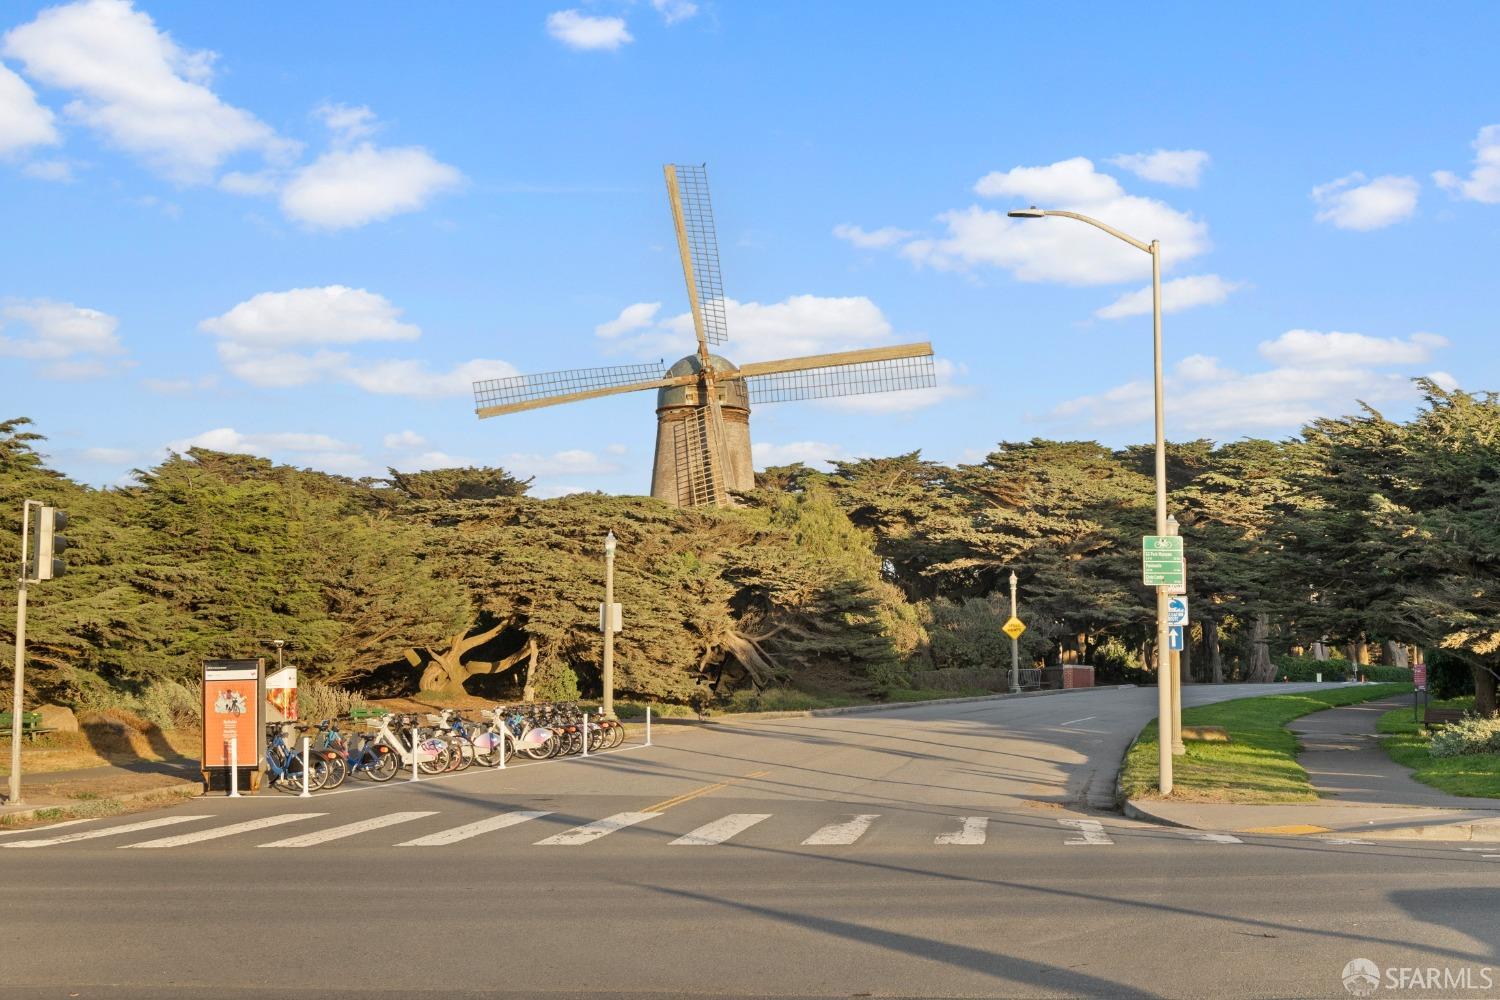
[646,770,770,812]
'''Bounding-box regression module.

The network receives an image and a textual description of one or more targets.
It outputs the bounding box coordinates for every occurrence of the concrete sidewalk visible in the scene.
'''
[0,758,200,824]
[1126,695,1500,841]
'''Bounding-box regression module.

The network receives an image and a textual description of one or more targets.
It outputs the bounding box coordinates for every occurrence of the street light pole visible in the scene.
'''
[1008,571,1020,694]
[602,530,616,718]
[1008,206,1174,795]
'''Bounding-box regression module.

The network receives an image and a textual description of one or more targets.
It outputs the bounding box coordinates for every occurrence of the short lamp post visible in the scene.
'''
[602,530,617,719]
[1007,206,1174,795]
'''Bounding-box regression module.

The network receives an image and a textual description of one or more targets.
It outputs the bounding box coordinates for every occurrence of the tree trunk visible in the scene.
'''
[413,621,507,692]
[1383,641,1409,668]
[1246,614,1275,683]
[1206,619,1223,684]
[1310,641,1329,661]
[1345,643,1359,665]
[1474,664,1498,718]
[1356,638,1371,666]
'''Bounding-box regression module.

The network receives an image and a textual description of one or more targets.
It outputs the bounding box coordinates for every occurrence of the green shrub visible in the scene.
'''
[1274,655,1349,682]
[1426,648,1476,700]
[298,681,363,723]
[1361,665,1413,682]
[922,597,1009,671]
[531,664,581,703]
[1091,638,1151,685]
[1430,714,1500,758]
[73,679,201,729]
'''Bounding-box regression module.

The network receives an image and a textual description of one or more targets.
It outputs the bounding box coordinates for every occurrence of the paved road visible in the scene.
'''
[1,684,1495,999]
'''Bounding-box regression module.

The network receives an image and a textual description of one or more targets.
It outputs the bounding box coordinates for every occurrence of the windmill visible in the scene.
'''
[472,164,937,508]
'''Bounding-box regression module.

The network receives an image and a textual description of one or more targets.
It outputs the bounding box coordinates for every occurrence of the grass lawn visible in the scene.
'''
[1376,697,1500,799]
[1119,683,1410,803]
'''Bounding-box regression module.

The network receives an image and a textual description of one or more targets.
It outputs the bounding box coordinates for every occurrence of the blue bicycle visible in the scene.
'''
[263,723,331,792]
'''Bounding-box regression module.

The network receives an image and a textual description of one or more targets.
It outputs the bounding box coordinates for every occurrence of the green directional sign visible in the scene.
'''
[1142,535,1185,587]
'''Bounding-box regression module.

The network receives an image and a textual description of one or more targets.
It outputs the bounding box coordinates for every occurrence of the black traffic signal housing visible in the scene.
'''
[36,506,68,580]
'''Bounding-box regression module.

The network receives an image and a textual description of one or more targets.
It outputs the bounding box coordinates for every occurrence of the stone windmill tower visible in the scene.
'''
[472,164,936,507]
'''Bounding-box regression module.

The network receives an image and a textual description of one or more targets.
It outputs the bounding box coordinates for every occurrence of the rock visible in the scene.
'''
[35,704,79,733]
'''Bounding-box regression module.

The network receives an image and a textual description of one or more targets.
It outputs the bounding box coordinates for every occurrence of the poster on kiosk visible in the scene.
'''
[266,666,297,723]
[201,658,264,792]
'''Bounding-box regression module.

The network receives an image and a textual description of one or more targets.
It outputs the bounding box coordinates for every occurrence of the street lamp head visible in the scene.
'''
[605,530,617,556]
[1009,570,1017,584]
[1007,206,1047,219]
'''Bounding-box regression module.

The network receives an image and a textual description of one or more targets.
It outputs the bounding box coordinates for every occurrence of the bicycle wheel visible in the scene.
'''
[365,749,400,782]
[418,738,449,775]
[449,735,477,771]
[321,752,348,789]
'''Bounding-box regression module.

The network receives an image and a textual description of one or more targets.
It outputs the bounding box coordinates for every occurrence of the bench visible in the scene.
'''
[347,706,390,721]
[1423,708,1466,728]
[0,711,55,742]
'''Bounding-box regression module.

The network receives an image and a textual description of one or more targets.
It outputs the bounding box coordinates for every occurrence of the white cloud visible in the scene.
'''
[652,0,699,24]
[280,143,461,229]
[142,373,216,394]
[0,299,128,378]
[0,61,57,157]
[1108,149,1210,187]
[1258,330,1445,367]
[1434,124,1500,204]
[833,223,914,250]
[3,0,293,183]
[80,446,143,463]
[1428,371,1460,391]
[1045,329,1449,434]
[314,101,378,144]
[200,285,420,348]
[383,429,427,450]
[1311,173,1419,230]
[1095,274,1244,320]
[503,449,621,477]
[751,440,847,469]
[546,10,632,50]
[596,301,661,338]
[218,169,277,195]
[22,158,71,181]
[602,294,894,363]
[899,157,1209,285]
[202,285,516,396]
[170,427,373,475]
[605,442,628,455]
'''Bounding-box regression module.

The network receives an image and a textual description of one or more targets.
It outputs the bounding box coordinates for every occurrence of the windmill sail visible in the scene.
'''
[739,343,937,404]
[664,164,728,348]
[473,361,680,418]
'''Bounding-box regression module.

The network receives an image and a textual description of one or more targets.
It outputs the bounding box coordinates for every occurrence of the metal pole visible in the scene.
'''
[1009,571,1020,694]
[410,722,419,782]
[1151,239,1174,795]
[645,706,652,747]
[300,736,312,797]
[8,501,34,806]
[602,536,615,719]
[582,711,589,757]
[228,737,240,798]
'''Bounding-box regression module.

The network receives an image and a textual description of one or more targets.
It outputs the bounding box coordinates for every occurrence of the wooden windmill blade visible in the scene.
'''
[665,163,735,506]
[473,360,689,418]
[738,342,937,404]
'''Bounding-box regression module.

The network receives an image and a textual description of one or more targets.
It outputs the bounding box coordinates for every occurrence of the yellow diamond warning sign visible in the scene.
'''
[1002,616,1026,640]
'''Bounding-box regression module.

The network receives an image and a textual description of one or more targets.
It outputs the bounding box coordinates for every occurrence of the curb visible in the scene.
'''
[1123,796,1500,842]
[646,684,1135,727]
[0,781,201,827]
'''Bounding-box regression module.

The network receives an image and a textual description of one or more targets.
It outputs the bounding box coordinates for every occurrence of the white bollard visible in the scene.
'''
[300,736,312,798]
[410,725,420,782]
[645,707,652,747]
[582,712,589,757]
[1316,672,1322,683]
[497,725,506,770]
[228,737,240,798]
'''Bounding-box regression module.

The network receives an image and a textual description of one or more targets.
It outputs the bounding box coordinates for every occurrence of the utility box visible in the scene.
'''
[201,658,265,792]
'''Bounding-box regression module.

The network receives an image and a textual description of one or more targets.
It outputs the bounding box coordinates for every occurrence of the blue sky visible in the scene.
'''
[3,0,1498,495]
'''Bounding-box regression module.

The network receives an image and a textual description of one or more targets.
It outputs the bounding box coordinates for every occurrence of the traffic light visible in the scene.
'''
[35,506,68,580]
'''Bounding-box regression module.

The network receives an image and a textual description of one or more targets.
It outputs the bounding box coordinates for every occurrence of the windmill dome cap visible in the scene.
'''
[665,353,740,376]
[658,353,750,410]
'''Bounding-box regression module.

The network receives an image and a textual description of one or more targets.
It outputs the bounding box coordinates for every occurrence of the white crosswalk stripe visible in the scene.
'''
[534,811,661,846]
[0,818,97,839]
[1059,818,1113,845]
[802,814,879,846]
[259,811,437,848]
[398,811,551,847]
[122,813,325,849]
[1318,837,1374,846]
[2,815,210,849]
[670,813,771,846]
[1175,830,1243,845]
[935,816,988,845]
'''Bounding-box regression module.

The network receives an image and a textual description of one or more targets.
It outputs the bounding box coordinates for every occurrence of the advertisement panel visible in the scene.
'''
[202,659,263,768]
[266,666,297,722]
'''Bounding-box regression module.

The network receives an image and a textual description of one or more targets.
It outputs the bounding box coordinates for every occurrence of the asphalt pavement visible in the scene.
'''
[1,683,1495,999]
